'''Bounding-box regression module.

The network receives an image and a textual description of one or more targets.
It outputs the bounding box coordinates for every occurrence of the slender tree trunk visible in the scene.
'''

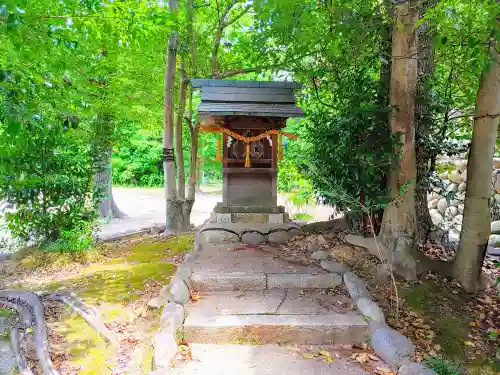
[454,41,500,292]
[183,0,197,227]
[377,0,420,280]
[415,0,438,243]
[176,61,187,202]
[185,87,197,224]
[163,0,181,233]
[95,148,125,219]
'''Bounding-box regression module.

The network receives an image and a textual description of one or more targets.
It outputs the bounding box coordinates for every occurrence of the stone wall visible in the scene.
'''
[427,158,500,248]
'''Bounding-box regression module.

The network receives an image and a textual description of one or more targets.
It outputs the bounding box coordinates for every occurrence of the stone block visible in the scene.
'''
[191,272,267,291]
[356,298,385,323]
[170,279,190,305]
[311,250,329,260]
[161,302,185,328]
[398,360,436,375]
[320,261,349,274]
[343,272,371,301]
[241,231,266,245]
[215,213,232,224]
[183,313,369,345]
[201,230,239,244]
[232,213,268,223]
[267,273,342,289]
[267,230,291,244]
[489,234,500,247]
[371,324,415,366]
[491,220,500,234]
[268,213,284,223]
[152,327,177,370]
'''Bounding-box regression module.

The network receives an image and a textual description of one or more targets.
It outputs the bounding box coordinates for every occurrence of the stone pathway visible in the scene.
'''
[171,243,376,374]
[170,344,369,375]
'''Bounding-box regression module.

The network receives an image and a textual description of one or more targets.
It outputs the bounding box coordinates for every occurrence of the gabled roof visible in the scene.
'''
[192,79,304,118]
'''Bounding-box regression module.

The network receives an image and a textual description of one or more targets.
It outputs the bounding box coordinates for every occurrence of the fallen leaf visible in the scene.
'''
[302,353,315,359]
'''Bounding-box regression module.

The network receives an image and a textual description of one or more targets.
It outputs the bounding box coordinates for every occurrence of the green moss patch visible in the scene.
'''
[402,281,471,358]
[38,233,194,374]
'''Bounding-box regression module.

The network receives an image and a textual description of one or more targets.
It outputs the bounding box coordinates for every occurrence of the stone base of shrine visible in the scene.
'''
[200,204,300,245]
[210,203,290,224]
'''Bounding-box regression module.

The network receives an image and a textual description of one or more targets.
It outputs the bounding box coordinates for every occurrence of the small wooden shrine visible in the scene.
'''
[192,79,303,228]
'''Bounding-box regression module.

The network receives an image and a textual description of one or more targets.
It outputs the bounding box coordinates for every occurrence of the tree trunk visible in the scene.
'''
[414,0,438,244]
[377,0,420,280]
[175,61,188,230]
[94,148,125,219]
[183,0,197,228]
[453,41,500,292]
[163,0,181,233]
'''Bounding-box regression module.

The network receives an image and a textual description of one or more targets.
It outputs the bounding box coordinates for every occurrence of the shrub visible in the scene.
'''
[0,119,100,249]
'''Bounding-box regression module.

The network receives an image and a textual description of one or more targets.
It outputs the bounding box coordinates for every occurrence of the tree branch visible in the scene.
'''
[223,4,251,27]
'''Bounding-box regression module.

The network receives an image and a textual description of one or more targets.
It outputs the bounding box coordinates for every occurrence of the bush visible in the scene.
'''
[301,75,395,215]
[0,119,100,249]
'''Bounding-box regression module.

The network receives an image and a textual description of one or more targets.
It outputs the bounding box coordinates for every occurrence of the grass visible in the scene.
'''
[425,357,463,375]
[10,233,194,374]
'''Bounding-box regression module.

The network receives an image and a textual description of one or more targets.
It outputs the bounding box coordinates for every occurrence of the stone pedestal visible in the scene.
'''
[200,203,300,245]
[211,203,289,224]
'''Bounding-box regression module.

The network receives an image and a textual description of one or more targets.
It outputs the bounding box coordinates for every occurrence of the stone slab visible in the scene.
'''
[214,204,285,214]
[192,244,326,276]
[183,313,369,345]
[169,344,369,375]
[191,272,267,291]
[186,290,286,315]
[277,289,355,315]
[267,273,341,289]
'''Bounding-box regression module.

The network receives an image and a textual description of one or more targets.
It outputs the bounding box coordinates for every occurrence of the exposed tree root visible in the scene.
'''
[0,290,59,375]
[42,290,117,345]
[0,289,115,375]
[10,327,34,375]
[0,300,33,328]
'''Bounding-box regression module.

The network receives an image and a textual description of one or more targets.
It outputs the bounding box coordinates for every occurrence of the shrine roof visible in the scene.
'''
[192,79,304,118]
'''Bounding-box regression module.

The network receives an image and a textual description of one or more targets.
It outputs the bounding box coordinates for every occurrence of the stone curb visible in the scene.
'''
[318,259,435,374]
[150,230,203,373]
[198,222,302,245]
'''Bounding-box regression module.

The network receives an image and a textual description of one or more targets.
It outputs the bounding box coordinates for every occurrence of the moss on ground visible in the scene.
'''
[402,280,499,373]
[17,233,193,374]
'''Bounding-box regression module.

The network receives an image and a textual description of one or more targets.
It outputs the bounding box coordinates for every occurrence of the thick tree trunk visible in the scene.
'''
[453,42,500,292]
[414,0,438,243]
[377,0,420,280]
[94,148,125,219]
[163,0,180,233]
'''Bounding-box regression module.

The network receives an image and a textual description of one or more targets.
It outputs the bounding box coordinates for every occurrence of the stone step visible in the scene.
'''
[183,312,369,345]
[191,272,342,291]
[183,290,368,345]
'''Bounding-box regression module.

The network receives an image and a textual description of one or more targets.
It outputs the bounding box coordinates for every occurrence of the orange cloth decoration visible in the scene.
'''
[199,124,297,167]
